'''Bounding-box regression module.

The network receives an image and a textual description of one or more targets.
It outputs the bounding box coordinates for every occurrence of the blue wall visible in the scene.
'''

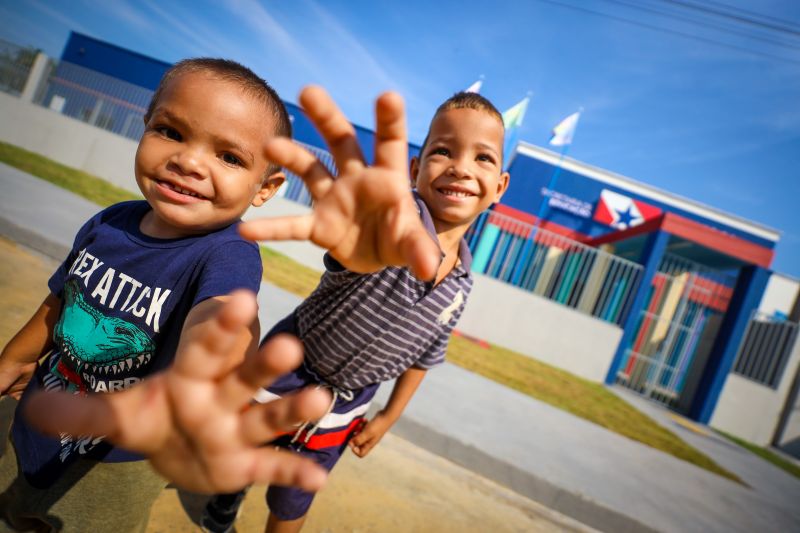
[62,32,170,90]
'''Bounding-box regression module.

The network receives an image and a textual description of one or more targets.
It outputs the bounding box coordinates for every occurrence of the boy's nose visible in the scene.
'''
[447,159,474,179]
[169,148,208,179]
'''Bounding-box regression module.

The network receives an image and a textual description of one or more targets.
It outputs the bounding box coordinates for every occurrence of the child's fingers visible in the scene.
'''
[249,447,328,492]
[23,382,168,453]
[172,291,258,380]
[299,86,365,172]
[264,137,334,199]
[401,224,441,282]
[239,387,331,445]
[216,333,303,411]
[373,91,408,172]
[239,215,314,242]
[24,390,118,438]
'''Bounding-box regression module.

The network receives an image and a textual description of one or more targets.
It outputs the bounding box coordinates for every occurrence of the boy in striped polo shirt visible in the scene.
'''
[203,87,510,533]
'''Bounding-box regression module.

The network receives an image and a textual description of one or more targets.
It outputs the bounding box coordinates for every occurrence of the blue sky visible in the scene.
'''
[2,0,799,277]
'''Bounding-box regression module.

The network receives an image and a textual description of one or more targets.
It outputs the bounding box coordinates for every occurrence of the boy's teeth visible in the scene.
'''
[165,182,200,198]
[442,189,470,197]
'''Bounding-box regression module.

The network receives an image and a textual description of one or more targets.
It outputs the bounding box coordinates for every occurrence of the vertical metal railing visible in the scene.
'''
[278,141,337,206]
[733,311,798,389]
[37,61,154,139]
[0,39,38,96]
[465,210,644,326]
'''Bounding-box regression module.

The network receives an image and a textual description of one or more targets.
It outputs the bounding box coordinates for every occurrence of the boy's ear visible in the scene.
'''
[493,171,511,204]
[251,171,285,207]
[409,156,420,187]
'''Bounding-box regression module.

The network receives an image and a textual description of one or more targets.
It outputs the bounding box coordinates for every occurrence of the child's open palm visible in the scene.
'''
[240,86,440,281]
[22,290,332,494]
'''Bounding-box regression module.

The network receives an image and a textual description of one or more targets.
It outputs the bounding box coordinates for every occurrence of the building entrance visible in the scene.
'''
[615,253,737,412]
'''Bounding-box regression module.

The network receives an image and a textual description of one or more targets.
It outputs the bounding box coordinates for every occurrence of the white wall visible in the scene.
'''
[459,274,623,382]
[759,273,799,317]
[0,91,139,191]
[710,329,800,446]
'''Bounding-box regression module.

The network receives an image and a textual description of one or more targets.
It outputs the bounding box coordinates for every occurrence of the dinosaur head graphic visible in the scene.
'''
[54,279,156,378]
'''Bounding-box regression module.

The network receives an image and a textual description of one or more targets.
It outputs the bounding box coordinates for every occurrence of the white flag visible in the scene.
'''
[549,111,581,147]
[465,79,483,93]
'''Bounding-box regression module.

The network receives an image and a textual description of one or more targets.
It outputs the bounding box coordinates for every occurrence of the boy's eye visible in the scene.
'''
[221,153,243,166]
[431,147,449,156]
[155,126,182,141]
[155,126,181,140]
[477,153,496,164]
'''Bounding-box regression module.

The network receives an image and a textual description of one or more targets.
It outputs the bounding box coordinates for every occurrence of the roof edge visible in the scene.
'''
[515,141,781,243]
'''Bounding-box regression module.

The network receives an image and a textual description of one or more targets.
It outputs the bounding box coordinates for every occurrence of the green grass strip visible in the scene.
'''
[717,430,800,480]
[0,141,140,206]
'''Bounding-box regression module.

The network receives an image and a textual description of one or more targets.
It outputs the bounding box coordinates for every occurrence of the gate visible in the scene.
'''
[615,254,737,411]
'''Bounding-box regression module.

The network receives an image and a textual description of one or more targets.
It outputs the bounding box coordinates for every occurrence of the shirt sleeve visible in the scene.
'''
[47,208,106,298]
[192,240,263,307]
[414,330,449,369]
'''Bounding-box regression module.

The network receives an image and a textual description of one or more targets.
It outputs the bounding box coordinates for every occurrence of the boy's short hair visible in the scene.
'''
[419,91,505,163]
[145,58,292,175]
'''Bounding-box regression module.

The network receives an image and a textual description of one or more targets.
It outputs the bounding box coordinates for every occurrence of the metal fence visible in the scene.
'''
[0,39,38,96]
[733,311,798,389]
[465,210,644,325]
[278,141,337,206]
[37,61,154,139]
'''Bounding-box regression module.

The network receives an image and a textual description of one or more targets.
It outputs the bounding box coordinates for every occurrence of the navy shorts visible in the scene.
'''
[256,363,378,520]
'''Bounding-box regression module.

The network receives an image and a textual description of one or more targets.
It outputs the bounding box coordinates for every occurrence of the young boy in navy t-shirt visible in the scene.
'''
[0,58,295,532]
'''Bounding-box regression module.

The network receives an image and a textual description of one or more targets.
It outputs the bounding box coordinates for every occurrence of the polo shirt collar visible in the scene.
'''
[413,190,473,277]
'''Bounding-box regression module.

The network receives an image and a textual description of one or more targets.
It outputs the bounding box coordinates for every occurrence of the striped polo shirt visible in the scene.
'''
[294,194,473,390]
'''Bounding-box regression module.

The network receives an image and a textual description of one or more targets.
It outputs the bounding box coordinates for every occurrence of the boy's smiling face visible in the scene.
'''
[135,71,283,239]
[411,107,509,234]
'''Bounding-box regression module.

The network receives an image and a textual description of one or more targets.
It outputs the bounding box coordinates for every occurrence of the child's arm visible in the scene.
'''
[239,86,440,281]
[0,293,61,399]
[348,366,426,458]
[23,290,333,494]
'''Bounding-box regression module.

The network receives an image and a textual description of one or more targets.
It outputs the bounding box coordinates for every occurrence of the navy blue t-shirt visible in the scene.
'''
[13,201,262,488]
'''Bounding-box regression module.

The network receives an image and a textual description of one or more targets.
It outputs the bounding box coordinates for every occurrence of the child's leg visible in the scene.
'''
[0,428,165,533]
[266,511,306,533]
[265,382,378,532]
[201,488,249,533]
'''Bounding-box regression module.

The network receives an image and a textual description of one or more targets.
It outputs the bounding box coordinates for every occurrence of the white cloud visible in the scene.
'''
[27,0,89,33]
[95,0,153,32]
[139,0,242,59]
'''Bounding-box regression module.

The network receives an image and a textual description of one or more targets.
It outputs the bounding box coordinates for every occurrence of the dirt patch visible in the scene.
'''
[1,236,591,533]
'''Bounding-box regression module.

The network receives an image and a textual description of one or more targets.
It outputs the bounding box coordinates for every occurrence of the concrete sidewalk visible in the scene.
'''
[2,163,799,532]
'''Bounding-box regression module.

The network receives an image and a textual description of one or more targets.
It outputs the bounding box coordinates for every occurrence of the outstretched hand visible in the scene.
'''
[239,86,440,281]
[23,290,332,494]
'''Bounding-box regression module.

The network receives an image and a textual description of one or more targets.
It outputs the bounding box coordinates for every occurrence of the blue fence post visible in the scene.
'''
[689,265,771,423]
[604,230,670,385]
[472,223,500,274]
